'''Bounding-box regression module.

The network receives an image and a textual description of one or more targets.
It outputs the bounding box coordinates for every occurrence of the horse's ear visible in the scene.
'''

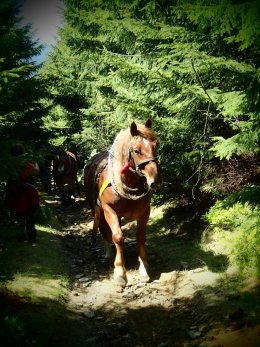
[145,118,152,128]
[130,122,138,136]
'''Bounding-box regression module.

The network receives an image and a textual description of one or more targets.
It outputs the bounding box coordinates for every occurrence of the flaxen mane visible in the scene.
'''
[108,123,157,200]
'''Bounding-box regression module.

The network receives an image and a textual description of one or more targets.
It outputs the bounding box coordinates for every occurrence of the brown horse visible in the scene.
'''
[84,119,161,286]
[52,147,79,206]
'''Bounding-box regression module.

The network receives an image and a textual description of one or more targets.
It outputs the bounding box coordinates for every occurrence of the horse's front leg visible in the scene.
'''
[136,216,150,282]
[103,206,127,287]
[67,184,74,204]
[57,185,66,206]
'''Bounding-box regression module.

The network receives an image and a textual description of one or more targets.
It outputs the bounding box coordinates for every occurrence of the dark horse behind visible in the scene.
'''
[84,119,161,286]
[52,147,79,206]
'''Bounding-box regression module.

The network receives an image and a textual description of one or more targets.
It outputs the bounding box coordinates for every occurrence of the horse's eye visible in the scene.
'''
[134,149,141,155]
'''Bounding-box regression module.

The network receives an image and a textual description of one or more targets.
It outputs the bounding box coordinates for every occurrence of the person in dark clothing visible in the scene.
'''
[5,144,40,244]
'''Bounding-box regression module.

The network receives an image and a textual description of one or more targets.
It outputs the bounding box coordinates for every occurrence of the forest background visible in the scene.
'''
[0,0,259,276]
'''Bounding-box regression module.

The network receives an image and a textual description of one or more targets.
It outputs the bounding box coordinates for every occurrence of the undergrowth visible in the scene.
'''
[0,201,70,346]
[203,185,260,277]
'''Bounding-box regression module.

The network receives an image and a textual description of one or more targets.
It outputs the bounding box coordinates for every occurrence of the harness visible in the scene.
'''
[91,169,110,229]
[108,135,157,200]
[98,177,110,204]
[92,133,157,206]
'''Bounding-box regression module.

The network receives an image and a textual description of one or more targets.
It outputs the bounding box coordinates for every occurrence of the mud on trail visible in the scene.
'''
[46,195,260,347]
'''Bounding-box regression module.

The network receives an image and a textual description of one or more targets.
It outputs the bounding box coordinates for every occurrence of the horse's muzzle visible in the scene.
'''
[145,162,162,191]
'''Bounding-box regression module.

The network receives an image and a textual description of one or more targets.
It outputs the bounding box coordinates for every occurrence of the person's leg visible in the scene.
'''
[15,215,26,241]
[25,207,38,243]
[24,184,40,243]
[10,212,25,241]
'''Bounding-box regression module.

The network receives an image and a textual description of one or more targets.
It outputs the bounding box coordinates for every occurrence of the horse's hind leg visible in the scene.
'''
[91,206,100,246]
[103,209,127,286]
[136,218,150,282]
[99,212,113,261]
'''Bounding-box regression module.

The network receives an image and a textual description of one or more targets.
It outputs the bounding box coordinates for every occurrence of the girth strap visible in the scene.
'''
[97,177,110,205]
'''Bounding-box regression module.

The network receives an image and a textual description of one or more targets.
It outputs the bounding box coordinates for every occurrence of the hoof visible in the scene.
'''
[113,267,127,287]
[140,274,150,283]
[113,274,127,287]
[138,256,150,279]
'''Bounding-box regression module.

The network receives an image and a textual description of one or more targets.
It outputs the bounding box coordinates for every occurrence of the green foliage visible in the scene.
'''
[39,0,259,203]
[0,315,25,345]
[204,186,260,276]
[0,0,43,134]
[0,0,46,195]
[211,127,259,159]
[0,208,70,347]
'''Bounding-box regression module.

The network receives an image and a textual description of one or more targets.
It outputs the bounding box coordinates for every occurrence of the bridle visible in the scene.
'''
[127,146,157,177]
[107,135,158,200]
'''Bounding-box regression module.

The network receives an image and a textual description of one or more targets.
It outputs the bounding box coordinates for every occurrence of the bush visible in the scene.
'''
[204,186,260,276]
[0,315,26,346]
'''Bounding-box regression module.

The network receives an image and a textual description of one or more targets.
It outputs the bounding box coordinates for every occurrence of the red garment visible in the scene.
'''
[21,162,39,181]
[6,183,39,216]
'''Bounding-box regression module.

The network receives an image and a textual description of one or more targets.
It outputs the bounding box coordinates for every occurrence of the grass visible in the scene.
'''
[0,206,71,346]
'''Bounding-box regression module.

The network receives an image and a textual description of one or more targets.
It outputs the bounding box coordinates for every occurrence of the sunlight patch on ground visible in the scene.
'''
[6,274,68,302]
[37,225,58,233]
[159,267,220,299]
[68,266,223,315]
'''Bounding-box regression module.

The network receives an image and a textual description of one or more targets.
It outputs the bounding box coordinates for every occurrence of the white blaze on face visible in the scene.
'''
[143,138,149,148]
[141,138,157,188]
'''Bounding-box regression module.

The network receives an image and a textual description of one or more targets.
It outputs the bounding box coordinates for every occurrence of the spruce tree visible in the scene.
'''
[0,0,44,184]
[41,0,260,200]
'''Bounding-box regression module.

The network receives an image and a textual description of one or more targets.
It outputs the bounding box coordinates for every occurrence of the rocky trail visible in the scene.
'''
[44,195,260,347]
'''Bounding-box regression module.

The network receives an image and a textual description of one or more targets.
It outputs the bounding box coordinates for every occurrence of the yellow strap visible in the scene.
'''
[98,177,110,202]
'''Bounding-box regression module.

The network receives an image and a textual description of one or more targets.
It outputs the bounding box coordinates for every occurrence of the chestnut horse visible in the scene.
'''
[84,119,161,286]
[52,147,79,206]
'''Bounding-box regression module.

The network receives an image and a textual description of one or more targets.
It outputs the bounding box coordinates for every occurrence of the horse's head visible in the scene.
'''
[127,118,162,191]
[53,147,67,174]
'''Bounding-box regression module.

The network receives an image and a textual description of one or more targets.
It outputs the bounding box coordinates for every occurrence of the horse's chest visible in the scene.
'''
[112,197,150,219]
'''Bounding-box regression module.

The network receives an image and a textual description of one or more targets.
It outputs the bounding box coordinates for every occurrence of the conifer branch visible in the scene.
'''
[191,59,215,107]
[191,100,210,199]
[188,60,213,199]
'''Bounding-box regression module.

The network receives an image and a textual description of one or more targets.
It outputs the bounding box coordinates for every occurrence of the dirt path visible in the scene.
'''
[45,195,260,347]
